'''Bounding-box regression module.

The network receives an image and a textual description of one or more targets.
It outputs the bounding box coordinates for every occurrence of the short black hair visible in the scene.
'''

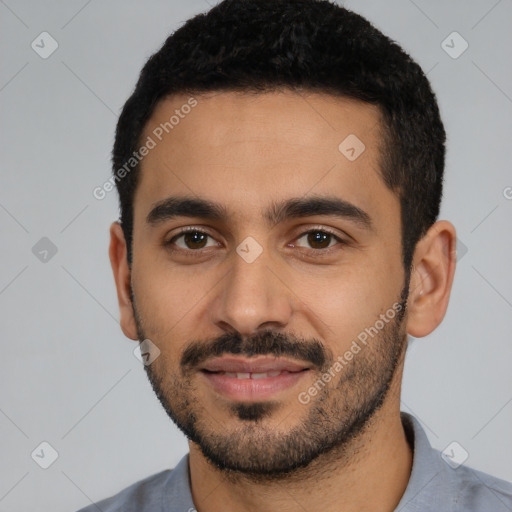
[113,0,445,272]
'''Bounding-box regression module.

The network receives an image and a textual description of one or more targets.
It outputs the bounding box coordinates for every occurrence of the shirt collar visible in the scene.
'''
[395,411,451,511]
[162,412,446,512]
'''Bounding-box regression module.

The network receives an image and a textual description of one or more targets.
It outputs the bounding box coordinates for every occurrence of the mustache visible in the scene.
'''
[180,330,330,371]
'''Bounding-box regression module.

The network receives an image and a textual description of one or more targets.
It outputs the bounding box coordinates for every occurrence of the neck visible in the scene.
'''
[188,377,412,512]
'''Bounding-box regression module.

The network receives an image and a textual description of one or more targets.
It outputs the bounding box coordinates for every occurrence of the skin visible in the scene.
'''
[109,90,457,512]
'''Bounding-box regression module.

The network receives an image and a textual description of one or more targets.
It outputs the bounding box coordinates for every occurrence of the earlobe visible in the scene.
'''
[406,220,457,338]
[109,222,139,341]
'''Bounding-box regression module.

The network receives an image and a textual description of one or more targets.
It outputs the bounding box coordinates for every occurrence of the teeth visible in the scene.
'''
[218,371,284,379]
[251,372,268,379]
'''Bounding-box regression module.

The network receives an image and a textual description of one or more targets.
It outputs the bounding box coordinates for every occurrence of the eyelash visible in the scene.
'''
[164,226,347,255]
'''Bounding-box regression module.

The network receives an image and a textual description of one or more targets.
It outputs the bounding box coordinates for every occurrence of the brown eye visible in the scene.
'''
[183,232,208,249]
[295,230,342,250]
[169,230,216,250]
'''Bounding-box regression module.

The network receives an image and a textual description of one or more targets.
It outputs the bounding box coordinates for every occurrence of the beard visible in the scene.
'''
[132,285,409,480]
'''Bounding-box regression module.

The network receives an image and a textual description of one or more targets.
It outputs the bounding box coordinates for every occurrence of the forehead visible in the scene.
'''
[134,90,397,228]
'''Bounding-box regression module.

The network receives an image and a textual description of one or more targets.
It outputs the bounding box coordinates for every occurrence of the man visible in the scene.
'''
[79,0,512,510]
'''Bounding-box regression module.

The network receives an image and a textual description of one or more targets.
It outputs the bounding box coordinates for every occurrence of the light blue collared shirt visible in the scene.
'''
[76,412,512,511]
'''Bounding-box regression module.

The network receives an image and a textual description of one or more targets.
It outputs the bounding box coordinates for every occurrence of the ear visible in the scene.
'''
[109,221,139,340]
[406,220,457,338]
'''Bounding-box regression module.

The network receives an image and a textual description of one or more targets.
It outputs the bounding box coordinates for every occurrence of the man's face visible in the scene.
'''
[129,91,408,475]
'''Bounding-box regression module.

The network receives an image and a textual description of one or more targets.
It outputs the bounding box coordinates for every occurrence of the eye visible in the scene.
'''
[165,227,346,254]
[167,229,218,250]
[293,229,344,250]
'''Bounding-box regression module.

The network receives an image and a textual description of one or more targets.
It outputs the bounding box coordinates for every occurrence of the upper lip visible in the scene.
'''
[201,356,311,373]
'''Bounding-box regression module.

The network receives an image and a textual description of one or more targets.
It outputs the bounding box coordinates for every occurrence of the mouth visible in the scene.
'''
[200,356,312,401]
[203,369,304,379]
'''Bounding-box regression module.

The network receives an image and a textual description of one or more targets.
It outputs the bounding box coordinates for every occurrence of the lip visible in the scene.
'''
[200,356,311,401]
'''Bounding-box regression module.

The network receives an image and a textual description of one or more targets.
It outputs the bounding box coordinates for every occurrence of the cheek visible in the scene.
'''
[291,264,401,352]
[131,258,203,341]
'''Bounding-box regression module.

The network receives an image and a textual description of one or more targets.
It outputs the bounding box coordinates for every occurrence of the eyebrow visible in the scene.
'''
[146,195,372,230]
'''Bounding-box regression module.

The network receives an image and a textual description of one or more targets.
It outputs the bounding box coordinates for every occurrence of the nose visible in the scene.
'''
[209,244,294,336]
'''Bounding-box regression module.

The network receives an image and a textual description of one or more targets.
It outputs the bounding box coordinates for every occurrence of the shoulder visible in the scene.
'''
[75,469,172,512]
[445,462,512,511]
[399,413,512,511]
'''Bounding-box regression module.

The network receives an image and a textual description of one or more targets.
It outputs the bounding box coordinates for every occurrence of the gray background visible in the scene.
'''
[1,1,511,511]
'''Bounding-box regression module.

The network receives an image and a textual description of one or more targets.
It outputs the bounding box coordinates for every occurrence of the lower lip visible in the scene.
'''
[201,370,309,401]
